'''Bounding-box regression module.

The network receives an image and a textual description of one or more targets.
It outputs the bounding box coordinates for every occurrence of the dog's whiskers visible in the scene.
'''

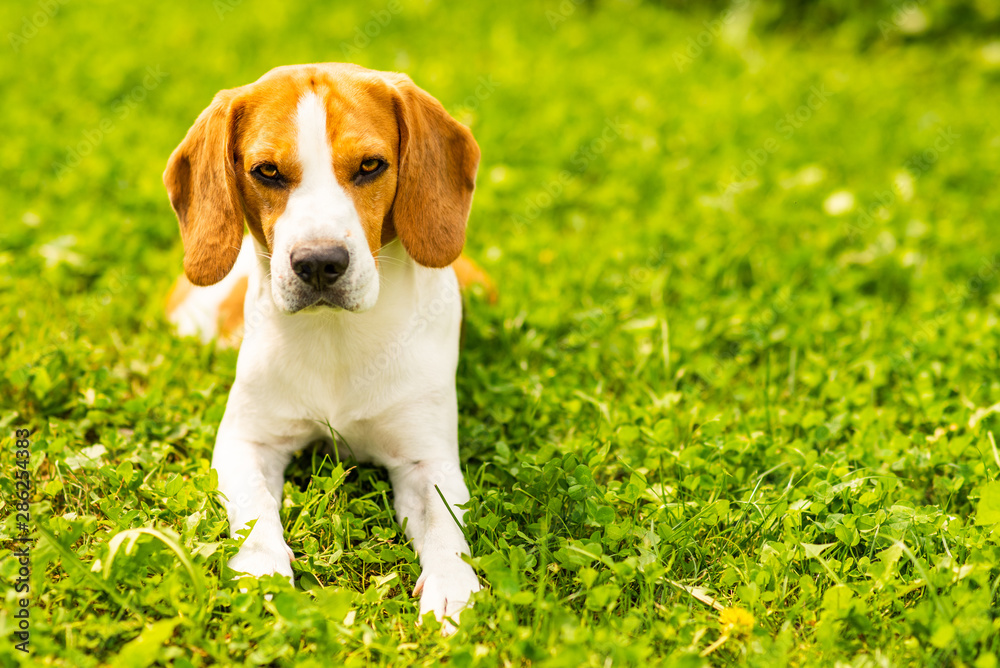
[375,257,409,267]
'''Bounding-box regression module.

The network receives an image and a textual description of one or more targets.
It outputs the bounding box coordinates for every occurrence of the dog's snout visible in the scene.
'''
[290,243,350,291]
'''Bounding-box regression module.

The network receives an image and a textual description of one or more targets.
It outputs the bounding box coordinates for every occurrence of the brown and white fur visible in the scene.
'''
[163,63,492,631]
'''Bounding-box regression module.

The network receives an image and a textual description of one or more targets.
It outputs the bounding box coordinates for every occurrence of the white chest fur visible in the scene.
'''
[224,237,463,467]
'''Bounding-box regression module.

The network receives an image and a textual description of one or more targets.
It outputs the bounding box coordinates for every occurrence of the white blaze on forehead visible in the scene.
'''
[268,90,379,314]
[289,91,355,223]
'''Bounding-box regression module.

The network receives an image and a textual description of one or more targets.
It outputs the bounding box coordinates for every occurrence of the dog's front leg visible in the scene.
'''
[388,456,481,630]
[213,415,295,583]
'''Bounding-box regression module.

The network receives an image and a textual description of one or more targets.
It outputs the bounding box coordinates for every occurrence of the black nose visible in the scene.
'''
[290,243,350,291]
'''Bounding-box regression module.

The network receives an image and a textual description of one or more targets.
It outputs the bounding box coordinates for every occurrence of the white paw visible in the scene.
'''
[228,538,295,585]
[413,559,481,635]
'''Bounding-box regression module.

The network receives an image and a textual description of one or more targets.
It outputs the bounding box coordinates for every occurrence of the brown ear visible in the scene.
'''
[163,90,245,286]
[385,74,480,268]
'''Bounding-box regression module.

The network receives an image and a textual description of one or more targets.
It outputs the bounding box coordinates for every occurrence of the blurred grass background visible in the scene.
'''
[1,0,1000,665]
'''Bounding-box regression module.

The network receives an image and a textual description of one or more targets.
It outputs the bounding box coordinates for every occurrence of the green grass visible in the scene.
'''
[2,0,1000,665]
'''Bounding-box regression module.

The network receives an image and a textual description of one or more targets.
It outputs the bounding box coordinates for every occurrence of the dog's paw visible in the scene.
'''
[228,539,295,585]
[413,558,481,635]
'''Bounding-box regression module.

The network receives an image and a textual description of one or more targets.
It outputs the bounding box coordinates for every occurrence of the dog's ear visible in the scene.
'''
[383,74,480,268]
[163,90,245,286]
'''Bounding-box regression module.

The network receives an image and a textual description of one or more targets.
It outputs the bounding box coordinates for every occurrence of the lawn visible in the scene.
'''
[2,0,1000,665]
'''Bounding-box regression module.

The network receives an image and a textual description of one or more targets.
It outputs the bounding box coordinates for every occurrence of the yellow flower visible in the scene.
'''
[719,607,755,638]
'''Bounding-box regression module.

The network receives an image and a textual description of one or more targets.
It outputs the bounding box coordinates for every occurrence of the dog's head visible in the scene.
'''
[163,63,480,313]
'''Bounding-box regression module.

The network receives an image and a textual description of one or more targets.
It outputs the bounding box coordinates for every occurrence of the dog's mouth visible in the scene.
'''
[282,286,376,314]
[312,297,347,311]
[272,263,379,315]
[288,296,346,314]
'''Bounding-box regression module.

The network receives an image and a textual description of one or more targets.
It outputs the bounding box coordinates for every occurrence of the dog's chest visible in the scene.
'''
[232,257,463,447]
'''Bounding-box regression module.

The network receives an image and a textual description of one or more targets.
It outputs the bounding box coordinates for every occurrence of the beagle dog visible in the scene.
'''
[163,63,488,629]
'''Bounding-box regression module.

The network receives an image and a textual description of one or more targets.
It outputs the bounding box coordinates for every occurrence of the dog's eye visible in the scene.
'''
[358,158,384,175]
[253,163,281,181]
